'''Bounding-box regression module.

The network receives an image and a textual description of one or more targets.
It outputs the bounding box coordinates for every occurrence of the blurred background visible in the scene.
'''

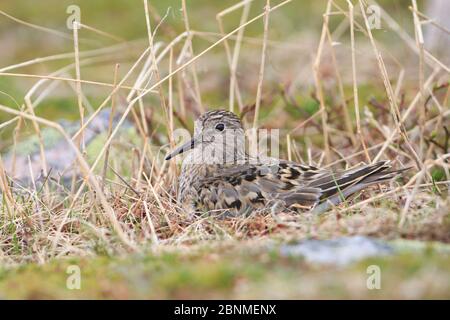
[1,0,446,126]
[0,0,449,299]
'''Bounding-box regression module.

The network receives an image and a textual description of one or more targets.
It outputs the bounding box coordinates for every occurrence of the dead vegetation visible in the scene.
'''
[0,0,448,267]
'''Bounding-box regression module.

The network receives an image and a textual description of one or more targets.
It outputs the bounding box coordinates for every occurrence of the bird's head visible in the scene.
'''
[165,109,245,164]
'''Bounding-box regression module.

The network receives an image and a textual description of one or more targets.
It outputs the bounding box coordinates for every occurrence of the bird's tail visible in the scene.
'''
[311,161,409,214]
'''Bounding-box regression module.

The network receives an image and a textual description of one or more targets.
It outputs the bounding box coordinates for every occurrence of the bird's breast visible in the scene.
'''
[178,163,212,205]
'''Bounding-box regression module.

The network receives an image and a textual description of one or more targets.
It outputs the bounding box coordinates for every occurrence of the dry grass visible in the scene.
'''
[0,0,448,269]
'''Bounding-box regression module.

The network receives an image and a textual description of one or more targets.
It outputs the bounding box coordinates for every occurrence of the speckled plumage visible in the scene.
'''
[166,110,404,215]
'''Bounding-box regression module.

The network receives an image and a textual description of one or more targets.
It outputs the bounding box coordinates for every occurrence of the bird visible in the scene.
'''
[165,109,407,216]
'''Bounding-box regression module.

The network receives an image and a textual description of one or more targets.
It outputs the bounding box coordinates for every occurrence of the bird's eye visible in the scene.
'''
[215,123,225,132]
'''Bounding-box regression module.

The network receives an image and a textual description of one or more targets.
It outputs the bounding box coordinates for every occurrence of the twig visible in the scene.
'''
[102,64,120,191]
[252,0,271,129]
[312,0,333,164]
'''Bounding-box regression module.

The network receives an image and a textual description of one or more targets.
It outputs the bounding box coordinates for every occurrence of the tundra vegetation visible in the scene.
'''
[0,0,448,298]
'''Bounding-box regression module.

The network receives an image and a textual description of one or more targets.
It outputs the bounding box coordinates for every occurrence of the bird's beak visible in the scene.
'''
[164,136,198,160]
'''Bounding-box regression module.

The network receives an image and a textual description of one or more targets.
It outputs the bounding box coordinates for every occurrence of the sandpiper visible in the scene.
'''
[165,110,406,215]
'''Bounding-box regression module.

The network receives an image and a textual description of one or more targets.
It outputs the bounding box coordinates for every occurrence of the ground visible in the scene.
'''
[1,238,449,299]
[0,0,449,299]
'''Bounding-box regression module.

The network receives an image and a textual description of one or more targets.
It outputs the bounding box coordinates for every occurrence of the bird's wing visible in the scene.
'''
[196,160,401,213]
[196,161,323,212]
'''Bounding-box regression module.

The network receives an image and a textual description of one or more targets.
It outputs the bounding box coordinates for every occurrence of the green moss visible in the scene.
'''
[0,240,449,299]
